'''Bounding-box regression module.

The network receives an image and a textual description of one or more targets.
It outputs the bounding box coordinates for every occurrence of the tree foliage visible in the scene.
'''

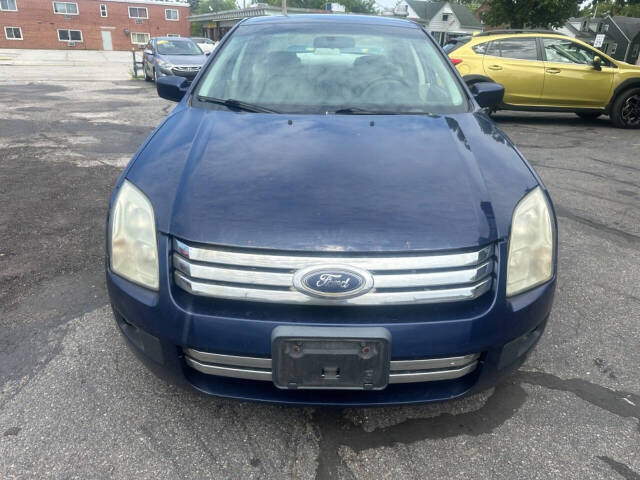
[481,0,581,29]
[190,0,238,35]
[266,0,376,14]
[581,0,640,17]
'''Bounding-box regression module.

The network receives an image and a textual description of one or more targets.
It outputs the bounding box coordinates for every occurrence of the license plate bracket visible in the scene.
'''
[271,326,391,390]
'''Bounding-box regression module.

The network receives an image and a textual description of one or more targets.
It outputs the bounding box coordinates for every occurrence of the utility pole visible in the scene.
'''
[282,0,287,15]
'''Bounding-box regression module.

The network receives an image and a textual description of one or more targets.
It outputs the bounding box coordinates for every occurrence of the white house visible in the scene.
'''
[391,1,483,44]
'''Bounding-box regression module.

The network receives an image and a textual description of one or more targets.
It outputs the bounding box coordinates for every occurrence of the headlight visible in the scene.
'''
[109,180,159,290]
[156,59,173,69]
[506,187,554,297]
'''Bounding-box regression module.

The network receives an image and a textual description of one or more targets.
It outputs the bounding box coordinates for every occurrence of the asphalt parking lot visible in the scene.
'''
[1,53,639,480]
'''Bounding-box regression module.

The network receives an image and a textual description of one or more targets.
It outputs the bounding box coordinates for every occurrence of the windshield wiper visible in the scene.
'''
[196,96,278,114]
[333,107,437,115]
[332,107,399,115]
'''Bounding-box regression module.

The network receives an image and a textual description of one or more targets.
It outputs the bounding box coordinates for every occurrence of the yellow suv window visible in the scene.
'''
[486,38,539,60]
[542,38,612,67]
[472,42,490,54]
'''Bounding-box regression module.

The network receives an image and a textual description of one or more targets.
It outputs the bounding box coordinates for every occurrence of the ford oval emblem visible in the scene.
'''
[293,265,374,300]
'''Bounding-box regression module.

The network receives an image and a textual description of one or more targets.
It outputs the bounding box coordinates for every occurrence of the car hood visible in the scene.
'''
[158,54,206,66]
[126,108,538,252]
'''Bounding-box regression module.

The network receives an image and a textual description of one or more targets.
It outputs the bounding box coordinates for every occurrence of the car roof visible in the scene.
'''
[153,36,192,41]
[243,14,420,29]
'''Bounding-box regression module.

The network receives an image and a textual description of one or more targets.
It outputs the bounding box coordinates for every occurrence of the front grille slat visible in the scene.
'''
[183,348,480,384]
[372,261,493,289]
[173,253,292,287]
[175,271,491,305]
[175,239,492,271]
[173,238,495,306]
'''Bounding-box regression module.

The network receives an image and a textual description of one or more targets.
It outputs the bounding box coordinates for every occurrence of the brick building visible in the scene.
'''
[0,0,191,51]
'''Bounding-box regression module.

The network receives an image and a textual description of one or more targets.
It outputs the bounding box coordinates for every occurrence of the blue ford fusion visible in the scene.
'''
[107,15,557,406]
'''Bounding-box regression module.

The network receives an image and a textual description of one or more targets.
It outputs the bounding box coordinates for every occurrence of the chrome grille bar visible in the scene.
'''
[183,348,480,384]
[174,239,492,271]
[173,253,492,290]
[175,272,492,306]
[173,239,494,306]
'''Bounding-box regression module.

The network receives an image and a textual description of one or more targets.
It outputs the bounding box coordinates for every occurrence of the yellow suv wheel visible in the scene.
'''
[611,88,640,129]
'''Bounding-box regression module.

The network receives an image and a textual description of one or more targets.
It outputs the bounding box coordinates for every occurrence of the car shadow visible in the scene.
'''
[492,112,617,130]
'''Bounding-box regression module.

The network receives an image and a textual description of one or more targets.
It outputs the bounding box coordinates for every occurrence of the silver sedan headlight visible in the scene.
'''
[156,59,173,70]
[506,187,554,297]
[109,180,159,290]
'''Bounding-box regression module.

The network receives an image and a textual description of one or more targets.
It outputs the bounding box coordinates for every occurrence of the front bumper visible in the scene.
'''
[106,234,555,406]
[156,66,200,81]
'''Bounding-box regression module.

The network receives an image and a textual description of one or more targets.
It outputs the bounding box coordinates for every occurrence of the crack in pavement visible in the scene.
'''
[529,162,640,189]
[312,371,640,480]
[587,156,640,174]
[313,382,528,479]
[515,370,640,430]
[554,204,640,246]
[598,456,640,480]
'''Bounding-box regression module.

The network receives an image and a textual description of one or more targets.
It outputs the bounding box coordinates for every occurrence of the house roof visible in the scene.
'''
[405,1,482,29]
[561,19,597,40]
[610,16,640,40]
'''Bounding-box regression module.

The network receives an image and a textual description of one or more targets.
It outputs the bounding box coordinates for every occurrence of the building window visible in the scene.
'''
[100,4,107,17]
[53,2,78,15]
[609,43,617,55]
[128,6,148,19]
[167,33,180,37]
[4,26,22,40]
[442,13,449,21]
[57,29,82,42]
[131,32,150,45]
[604,24,609,32]
[0,0,18,11]
[165,9,179,21]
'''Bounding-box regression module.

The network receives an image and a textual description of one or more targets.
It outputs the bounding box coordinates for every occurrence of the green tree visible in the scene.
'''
[481,0,581,28]
[456,0,483,11]
[338,0,376,13]
[266,0,376,14]
[190,0,238,36]
[581,0,640,16]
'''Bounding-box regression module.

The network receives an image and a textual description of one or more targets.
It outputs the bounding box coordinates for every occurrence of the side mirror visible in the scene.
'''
[469,82,504,110]
[205,51,211,56]
[156,76,189,102]
[593,56,602,70]
[144,49,153,55]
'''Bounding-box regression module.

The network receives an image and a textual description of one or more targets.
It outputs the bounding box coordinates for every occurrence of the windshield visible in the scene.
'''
[157,39,202,55]
[195,23,467,114]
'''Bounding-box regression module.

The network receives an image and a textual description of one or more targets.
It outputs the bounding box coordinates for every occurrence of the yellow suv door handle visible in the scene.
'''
[487,65,503,71]
[546,68,561,74]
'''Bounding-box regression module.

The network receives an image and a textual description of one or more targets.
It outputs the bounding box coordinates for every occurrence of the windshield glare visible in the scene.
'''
[195,23,467,114]
[157,39,202,55]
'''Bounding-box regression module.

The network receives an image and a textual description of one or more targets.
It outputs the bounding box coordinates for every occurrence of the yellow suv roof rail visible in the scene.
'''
[475,29,563,37]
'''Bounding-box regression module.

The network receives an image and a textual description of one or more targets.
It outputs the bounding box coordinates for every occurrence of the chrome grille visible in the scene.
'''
[183,348,480,384]
[171,65,201,73]
[173,239,494,306]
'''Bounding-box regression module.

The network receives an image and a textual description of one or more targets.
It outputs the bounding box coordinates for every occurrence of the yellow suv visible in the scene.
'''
[448,31,640,129]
